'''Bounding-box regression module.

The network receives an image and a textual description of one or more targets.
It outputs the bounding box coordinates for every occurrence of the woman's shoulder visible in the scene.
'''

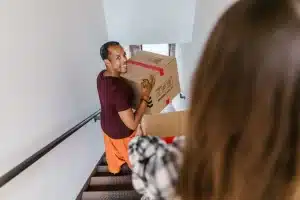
[128,136,185,200]
[128,136,185,162]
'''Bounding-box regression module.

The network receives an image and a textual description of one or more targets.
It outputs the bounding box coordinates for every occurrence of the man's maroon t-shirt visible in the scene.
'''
[97,70,135,139]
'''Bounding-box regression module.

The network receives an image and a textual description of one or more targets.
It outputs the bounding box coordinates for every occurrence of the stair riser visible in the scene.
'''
[87,184,134,191]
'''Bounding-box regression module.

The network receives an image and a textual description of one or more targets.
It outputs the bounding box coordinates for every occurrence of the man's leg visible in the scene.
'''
[103,132,126,174]
[115,131,136,169]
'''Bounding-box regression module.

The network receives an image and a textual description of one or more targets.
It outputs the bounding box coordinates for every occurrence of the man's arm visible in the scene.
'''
[118,99,148,130]
[118,74,155,131]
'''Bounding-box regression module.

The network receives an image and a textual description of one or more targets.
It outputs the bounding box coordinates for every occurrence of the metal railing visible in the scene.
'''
[0,109,101,187]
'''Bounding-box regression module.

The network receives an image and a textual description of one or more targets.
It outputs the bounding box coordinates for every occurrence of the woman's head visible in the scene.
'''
[178,0,300,199]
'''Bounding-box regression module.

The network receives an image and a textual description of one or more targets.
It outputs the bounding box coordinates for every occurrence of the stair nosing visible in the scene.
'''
[90,175,132,185]
[82,190,141,199]
[96,165,108,172]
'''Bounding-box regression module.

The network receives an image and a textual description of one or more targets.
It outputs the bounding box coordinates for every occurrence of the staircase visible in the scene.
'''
[80,153,142,200]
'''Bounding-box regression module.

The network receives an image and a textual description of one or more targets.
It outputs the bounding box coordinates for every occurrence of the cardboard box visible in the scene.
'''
[122,51,180,114]
[141,110,188,137]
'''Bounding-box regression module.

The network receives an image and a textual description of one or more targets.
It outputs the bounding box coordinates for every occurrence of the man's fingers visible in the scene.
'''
[149,75,155,87]
[141,79,147,88]
[136,124,144,136]
[140,121,147,136]
[141,76,155,92]
[152,77,155,87]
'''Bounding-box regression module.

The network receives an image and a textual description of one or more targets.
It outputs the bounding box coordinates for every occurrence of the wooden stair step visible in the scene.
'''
[95,167,131,177]
[96,165,110,173]
[97,164,131,173]
[93,171,131,177]
[87,184,134,191]
[90,175,132,185]
[97,164,131,172]
[81,190,141,200]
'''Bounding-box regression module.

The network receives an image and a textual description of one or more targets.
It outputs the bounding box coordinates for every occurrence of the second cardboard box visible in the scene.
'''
[141,110,188,137]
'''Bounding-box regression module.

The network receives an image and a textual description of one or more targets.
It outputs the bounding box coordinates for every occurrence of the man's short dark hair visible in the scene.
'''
[100,41,120,60]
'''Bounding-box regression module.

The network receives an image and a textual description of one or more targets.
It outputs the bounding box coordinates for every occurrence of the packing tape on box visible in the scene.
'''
[127,60,164,76]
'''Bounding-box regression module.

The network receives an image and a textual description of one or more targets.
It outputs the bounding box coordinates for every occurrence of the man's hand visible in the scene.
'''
[136,124,147,136]
[118,76,155,131]
[141,74,156,100]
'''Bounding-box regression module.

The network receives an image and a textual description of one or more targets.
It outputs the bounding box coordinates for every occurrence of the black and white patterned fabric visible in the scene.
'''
[128,136,185,200]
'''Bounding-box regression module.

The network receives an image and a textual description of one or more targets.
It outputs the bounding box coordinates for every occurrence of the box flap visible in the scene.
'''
[123,51,177,83]
[131,51,175,68]
[123,62,158,82]
[141,110,189,137]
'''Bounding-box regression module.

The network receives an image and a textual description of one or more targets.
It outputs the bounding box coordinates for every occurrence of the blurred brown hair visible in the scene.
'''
[177,0,300,199]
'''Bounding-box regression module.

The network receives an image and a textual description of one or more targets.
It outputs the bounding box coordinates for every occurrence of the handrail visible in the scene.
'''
[0,109,101,188]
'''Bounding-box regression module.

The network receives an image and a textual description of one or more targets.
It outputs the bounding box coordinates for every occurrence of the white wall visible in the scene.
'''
[0,121,104,200]
[174,0,237,110]
[0,0,107,198]
[103,0,196,45]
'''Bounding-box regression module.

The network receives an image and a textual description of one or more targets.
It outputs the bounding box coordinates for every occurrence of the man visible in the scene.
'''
[97,41,155,174]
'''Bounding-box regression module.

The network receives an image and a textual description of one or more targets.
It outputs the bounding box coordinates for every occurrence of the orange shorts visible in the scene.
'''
[103,131,135,174]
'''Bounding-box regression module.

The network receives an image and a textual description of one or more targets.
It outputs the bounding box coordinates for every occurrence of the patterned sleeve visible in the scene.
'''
[128,136,185,200]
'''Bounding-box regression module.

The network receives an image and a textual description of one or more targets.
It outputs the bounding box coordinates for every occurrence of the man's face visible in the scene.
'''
[106,45,127,73]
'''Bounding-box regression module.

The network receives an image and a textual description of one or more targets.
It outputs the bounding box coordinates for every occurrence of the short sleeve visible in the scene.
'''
[113,84,132,112]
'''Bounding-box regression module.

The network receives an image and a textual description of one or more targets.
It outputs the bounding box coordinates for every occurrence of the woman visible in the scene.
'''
[129,0,300,199]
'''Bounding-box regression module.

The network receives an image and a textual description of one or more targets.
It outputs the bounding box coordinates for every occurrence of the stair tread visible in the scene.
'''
[96,165,109,172]
[87,183,134,191]
[82,190,141,200]
[94,171,131,177]
[96,165,131,175]
[97,164,131,171]
[90,175,132,185]
[98,153,107,166]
